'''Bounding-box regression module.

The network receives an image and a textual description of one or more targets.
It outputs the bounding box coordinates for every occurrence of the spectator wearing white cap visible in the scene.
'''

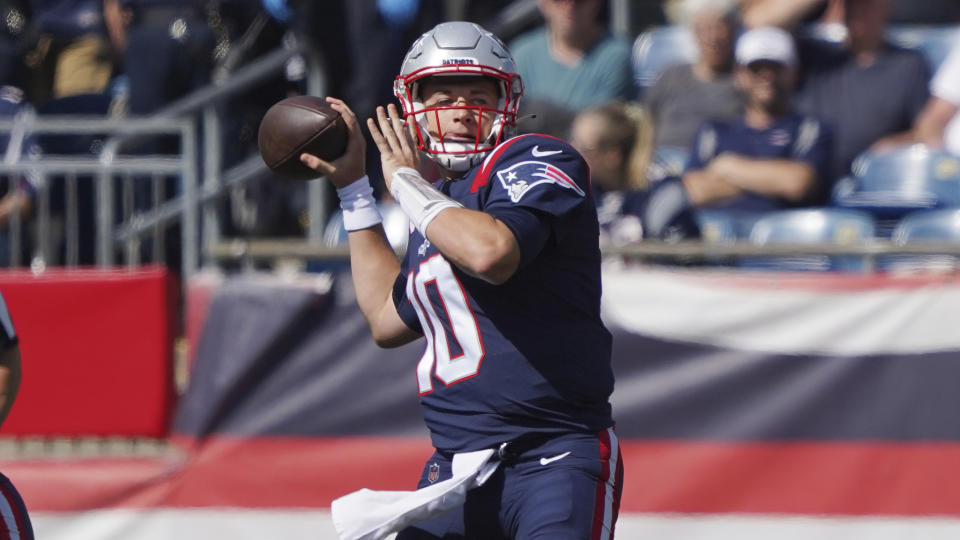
[679,26,832,214]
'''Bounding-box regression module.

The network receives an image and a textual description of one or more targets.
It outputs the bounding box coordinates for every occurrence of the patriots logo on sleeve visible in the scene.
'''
[495,160,585,203]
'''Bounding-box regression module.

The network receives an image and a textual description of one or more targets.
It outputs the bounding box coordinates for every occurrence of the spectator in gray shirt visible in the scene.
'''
[645,0,744,150]
[793,0,930,183]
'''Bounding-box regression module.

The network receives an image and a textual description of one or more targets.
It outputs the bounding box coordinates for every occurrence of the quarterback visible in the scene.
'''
[301,21,622,539]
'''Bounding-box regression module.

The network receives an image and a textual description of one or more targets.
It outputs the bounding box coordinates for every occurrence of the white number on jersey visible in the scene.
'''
[407,255,485,394]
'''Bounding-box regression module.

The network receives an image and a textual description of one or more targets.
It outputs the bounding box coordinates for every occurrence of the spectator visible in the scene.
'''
[510,0,633,136]
[569,100,652,244]
[0,9,36,268]
[911,39,960,155]
[792,0,930,184]
[22,0,115,107]
[104,0,263,120]
[0,87,36,267]
[645,0,743,150]
[681,26,831,215]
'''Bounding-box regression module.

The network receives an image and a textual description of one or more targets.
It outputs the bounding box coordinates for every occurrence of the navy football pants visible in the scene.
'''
[0,473,32,539]
[396,428,623,540]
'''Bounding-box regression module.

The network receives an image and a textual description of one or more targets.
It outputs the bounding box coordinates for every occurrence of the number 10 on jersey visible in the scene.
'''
[407,255,485,394]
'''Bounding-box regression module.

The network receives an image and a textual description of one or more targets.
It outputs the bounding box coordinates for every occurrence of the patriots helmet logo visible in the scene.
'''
[495,160,585,203]
[428,462,440,483]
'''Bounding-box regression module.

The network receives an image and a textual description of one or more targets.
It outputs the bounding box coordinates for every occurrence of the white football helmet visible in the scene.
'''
[395,21,524,173]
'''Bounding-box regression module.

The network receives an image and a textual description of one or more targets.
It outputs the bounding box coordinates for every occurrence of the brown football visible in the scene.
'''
[258,95,348,180]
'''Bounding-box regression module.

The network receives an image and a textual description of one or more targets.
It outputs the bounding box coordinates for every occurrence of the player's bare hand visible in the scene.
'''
[367,103,421,191]
[300,97,366,189]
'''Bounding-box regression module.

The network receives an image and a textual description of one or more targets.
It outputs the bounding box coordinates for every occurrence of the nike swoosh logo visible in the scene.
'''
[539,451,572,466]
[531,145,562,157]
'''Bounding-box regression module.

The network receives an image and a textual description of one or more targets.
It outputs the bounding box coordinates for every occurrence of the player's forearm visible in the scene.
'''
[346,226,417,346]
[424,208,521,285]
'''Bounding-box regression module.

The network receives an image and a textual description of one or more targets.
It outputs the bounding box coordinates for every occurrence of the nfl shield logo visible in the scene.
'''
[428,462,440,484]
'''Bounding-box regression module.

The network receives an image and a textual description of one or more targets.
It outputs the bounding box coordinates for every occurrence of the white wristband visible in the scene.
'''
[390,167,463,235]
[336,175,383,231]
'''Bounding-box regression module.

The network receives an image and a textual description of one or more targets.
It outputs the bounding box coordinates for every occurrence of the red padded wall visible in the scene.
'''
[0,266,175,437]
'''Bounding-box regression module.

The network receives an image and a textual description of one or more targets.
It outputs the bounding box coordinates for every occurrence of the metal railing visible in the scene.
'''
[0,41,327,280]
[0,115,194,270]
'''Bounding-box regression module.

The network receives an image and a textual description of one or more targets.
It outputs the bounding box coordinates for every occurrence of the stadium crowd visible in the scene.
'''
[0,0,959,271]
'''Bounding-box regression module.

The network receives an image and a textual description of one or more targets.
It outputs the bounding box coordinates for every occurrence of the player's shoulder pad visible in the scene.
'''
[470,133,589,200]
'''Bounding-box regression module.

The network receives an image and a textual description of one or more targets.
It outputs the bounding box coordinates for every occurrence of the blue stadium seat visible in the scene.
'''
[894,209,960,242]
[631,25,697,93]
[695,209,768,243]
[880,209,960,272]
[695,210,737,245]
[695,209,764,267]
[743,208,876,272]
[886,24,960,73]
[831,144,960,235]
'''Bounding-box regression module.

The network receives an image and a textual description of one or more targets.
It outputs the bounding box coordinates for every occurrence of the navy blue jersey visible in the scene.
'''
[392,134,614,453]
[685,113,833,211]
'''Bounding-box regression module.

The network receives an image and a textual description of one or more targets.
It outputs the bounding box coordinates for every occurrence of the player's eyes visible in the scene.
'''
[427,96,493,108]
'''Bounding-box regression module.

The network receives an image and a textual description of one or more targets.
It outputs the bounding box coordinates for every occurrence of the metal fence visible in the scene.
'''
[0,115,194,271]
[0,43,327,280]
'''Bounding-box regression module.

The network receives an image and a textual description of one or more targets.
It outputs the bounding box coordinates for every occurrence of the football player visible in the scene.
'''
[301,21,622,539]
[0,292,33,540]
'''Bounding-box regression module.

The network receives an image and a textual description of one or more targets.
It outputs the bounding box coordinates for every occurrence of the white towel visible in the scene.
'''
[331,448,500,540]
